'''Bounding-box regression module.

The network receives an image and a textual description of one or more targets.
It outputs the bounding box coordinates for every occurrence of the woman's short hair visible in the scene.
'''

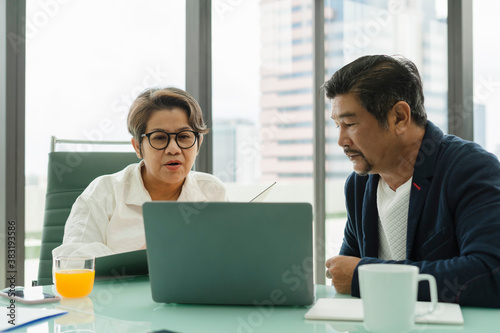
[323,55,427,128]
[127,87,208,151]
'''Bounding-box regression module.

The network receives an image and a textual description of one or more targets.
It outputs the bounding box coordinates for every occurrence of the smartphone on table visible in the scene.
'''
[0,286,61,305]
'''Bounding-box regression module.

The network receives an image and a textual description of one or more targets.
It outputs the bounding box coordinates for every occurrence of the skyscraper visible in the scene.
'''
[213,118,259,183]
[259,0,447,183]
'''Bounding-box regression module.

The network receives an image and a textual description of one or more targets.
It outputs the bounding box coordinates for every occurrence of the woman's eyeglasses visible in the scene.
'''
[141,130,199,150]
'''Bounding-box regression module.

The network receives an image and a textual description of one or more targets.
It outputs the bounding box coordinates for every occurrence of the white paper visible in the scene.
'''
[2,307,67,332]
[305,298,464,325]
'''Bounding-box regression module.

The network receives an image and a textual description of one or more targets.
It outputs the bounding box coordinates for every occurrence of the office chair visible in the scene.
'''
[35,137,140,285]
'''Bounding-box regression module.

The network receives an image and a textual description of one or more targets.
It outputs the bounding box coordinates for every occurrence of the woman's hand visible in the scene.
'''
[139,243,147,250]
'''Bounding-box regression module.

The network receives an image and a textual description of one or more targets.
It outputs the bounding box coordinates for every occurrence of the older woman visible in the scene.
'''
[52,87,226,257]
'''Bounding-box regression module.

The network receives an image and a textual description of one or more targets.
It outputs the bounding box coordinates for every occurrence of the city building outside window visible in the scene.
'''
[473,1,500,153]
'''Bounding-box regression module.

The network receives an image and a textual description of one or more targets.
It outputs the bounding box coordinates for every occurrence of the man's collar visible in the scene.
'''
[413,120,444,179]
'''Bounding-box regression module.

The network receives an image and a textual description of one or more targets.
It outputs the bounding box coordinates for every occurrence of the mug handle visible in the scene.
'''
[415,273,438,317]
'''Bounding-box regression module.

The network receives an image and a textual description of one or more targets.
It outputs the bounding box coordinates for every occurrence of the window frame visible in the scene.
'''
[1,0,26,287]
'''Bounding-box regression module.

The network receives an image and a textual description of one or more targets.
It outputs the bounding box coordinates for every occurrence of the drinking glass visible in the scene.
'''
[54,255,95,298]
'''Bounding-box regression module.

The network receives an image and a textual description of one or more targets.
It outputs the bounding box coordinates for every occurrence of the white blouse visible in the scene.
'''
[52,162,227,258]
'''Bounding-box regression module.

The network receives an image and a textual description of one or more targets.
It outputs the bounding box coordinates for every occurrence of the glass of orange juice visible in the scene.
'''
[54,255,95,298]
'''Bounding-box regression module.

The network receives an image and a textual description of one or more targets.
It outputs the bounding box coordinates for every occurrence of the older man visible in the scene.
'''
[324,55,500,308]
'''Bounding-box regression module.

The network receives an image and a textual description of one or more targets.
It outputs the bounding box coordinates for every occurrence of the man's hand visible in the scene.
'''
[325,255,361,294]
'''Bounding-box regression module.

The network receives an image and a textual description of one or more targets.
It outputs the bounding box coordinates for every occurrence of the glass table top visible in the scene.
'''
[1,275,499,332]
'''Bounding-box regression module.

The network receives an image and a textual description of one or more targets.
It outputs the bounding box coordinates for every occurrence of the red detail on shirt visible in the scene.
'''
[413,182,421,190]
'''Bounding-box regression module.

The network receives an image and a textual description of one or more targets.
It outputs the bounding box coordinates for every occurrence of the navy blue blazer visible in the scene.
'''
[340,121,500,307]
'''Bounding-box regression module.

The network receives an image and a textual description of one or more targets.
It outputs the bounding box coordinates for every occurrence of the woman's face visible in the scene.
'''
[132,108,202,191]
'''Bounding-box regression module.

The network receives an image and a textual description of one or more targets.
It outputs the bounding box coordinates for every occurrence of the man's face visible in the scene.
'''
[331,93,395,176]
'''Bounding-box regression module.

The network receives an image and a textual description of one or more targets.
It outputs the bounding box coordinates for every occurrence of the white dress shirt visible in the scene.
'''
[52,162,227,258]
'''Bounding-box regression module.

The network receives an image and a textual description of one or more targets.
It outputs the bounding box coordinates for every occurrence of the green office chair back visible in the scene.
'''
[36,151,140,285]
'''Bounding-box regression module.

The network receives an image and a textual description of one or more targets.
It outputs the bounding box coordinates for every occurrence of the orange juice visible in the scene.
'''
[55,269,95,298]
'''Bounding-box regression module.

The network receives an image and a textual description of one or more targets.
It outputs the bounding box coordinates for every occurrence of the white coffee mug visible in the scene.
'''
[358,264,438,333]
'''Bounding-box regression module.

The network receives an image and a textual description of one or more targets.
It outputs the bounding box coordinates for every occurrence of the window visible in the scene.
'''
[473,1,500,153]
[212,1,314,204]
[25,0,186,285]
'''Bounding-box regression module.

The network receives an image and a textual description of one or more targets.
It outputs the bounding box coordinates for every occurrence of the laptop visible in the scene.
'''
[143,202,314,305]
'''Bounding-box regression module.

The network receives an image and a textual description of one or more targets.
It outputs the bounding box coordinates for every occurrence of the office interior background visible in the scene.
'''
[1,0,497,287]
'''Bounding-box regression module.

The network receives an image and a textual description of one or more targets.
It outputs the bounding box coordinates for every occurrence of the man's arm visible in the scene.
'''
[328,251,500,307]
[351,149,500,307]
[326,174,363,293]
[350,254,500,307]
[326,255,361,294]
[339,172,362,258]
[330,149,500,308]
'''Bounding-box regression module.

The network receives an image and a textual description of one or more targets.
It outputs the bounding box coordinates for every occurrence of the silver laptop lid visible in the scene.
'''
[143,202,314,306]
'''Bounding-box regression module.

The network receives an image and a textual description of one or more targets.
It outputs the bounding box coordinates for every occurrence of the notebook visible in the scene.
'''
[95,249,148,279]
[305,298,464,325]
[1,308,67,332]
[143,202,314,305]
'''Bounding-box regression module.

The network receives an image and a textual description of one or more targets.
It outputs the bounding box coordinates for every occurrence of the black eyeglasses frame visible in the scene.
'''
[140,130,199,150]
